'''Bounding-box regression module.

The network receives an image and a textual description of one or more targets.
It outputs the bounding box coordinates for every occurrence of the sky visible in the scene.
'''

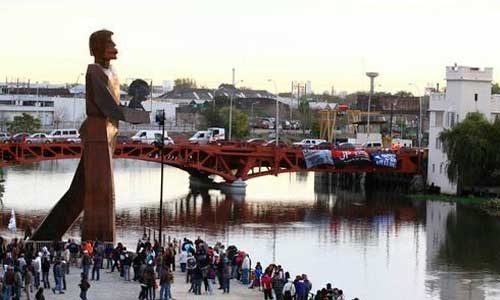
[1,0,500,94]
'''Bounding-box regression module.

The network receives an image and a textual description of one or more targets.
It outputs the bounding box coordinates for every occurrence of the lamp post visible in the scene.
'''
[228,80,243,141]
[268,79,279,145]
[366,72,379,139]
[409,83,422,147]
[74,73,84,127]
[156,109,166,246]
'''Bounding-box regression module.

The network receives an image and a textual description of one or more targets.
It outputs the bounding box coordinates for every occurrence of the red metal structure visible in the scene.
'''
[0,143,424,182]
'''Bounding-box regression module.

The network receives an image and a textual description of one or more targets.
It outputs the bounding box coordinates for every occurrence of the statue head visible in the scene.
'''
[89,29,118,64]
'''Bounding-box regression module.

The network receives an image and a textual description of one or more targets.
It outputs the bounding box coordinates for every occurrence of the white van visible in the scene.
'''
[293,139,327,149]
[48,128,79,142]
[189,131,210,144]
[131,130,170,144]
[207,128,225,141]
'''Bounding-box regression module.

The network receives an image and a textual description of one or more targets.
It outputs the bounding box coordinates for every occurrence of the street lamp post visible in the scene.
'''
[228,80,243,141]
[74,73,84,128]
[268,79,279,145]
[409,83,422,147]
[366,72,379,139]
[156,109,166,246]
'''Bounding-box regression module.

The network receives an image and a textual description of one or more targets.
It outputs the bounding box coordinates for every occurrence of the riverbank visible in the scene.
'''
[408,194,500,216]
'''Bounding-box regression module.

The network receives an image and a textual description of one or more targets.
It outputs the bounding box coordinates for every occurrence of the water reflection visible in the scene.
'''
[2,160,500,299]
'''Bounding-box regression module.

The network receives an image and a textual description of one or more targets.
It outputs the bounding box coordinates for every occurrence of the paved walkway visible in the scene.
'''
[40,266,263,300]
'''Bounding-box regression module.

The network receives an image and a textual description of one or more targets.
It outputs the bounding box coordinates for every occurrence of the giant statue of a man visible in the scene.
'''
[32,30,148,243]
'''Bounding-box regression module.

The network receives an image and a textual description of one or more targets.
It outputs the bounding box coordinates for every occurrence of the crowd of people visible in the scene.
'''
[0,235,358,300]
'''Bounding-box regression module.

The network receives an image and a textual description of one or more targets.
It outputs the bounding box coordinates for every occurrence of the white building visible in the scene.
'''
[0,94,177,131]
[427,65,500,194]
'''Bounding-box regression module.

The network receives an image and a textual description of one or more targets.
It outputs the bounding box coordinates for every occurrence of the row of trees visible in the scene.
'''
[199,96,249,138]
[7,113,41,133]
[440,112,500,192]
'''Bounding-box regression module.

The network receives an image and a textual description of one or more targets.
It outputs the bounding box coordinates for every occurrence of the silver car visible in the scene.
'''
[26,133,52,144]
[0,133,10,143]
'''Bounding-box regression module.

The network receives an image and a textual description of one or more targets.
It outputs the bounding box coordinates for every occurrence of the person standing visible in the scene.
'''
[51,259,64,294]
[261,272,273,300]
[79,273,90,300]
[222,260,231,294]
[14,267,23,300]
[283,278,296,300]
[241,254,251,285]
[3,266,15,300]
[24,267,33,300]
[179,250,187,273]
[91,253,102,281]
[272,272,285,300]
[81,251,91,278]
[31,253,42,289]
[159,267,173,300]
[123,252,132,281]
[41,257,50,289]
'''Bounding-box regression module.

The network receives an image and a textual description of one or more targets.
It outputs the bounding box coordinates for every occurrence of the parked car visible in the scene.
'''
[246,138,267,145]
[313,141,334,150]
[293,139,327,149]
[9,133,30,143]
[362,141,383,149]
[264,139,287,147]
[48,128,79,142]
[336,142,357,151]
[67,137,82,143]
[26,133,52,144]
[152,136,174,147]
[116,135,132,144]
[131,130,169,144]
[0,133,11,143]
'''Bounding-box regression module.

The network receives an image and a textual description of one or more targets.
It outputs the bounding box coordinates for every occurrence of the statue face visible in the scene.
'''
[103,37,118,61]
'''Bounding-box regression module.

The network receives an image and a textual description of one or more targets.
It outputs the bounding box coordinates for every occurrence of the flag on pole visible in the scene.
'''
[8,209,16,232]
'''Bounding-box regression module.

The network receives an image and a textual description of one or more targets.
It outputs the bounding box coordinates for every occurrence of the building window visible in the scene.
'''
[436,137,441,150]
[439,163,443,174]
[446,112,455,127]
[432,164,435,173]
[435,111,444,127]
[474,93,478,102]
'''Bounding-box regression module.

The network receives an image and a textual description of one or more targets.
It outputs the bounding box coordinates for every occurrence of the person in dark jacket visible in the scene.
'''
[91,253,102,281]
[51,259,64,294]
[41,257,50,289]
[272,272,285,300]
[79,273,90,300]
[35,287,45,300]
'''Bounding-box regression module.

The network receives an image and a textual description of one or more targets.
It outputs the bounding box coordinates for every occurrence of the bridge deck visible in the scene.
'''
[0,142,425,182]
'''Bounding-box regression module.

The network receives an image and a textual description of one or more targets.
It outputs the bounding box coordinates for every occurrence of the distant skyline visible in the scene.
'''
[1,0,499,94]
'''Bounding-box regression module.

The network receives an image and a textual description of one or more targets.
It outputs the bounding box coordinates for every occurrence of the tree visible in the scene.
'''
[492,82,500,94]
[200,104,249,139]
[394,91,414,97]
[174,78,197,89]
[439,112,498,192]
[218,107,249,139]
[8,113,41,133]
[298,98,310,135]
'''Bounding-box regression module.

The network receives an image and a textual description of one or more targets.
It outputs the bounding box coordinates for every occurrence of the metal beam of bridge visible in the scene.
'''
[0,143,424,182]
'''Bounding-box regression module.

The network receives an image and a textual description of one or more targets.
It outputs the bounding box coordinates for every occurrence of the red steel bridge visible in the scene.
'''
[0,143,425,182]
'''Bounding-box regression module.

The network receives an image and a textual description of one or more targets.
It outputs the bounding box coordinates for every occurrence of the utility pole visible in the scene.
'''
[228,68,236,141]
[156,109,166,247]
[366,72,379,139]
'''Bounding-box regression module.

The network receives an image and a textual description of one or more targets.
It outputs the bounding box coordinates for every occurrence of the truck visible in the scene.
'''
[189,128,225,144]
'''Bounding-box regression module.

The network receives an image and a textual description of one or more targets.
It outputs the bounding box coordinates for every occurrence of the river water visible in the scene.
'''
[1,159,500,300]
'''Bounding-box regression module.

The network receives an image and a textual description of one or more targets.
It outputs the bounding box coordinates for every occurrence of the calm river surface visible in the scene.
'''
[2,159,500,300]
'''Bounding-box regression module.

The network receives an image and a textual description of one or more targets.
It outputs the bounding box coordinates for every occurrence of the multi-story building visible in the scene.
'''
[427,65,500,194]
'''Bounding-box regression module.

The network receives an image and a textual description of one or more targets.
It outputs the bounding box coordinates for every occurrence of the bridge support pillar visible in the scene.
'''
[221,179,247,195]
